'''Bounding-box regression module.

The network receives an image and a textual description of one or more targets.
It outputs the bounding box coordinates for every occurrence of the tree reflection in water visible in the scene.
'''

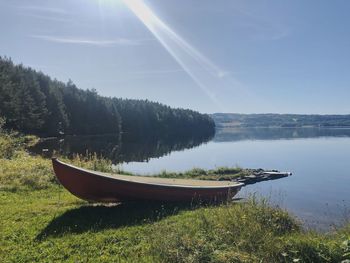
[29,130,215,164]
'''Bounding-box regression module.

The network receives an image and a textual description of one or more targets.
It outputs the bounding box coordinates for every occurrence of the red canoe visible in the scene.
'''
[52,158,243,203]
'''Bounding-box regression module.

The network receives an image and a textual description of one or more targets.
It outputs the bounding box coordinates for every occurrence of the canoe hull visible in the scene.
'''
[52,159,243,203]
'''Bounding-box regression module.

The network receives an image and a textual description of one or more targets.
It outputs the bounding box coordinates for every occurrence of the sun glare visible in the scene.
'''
[122,0,248,109]
[122,0,157,24]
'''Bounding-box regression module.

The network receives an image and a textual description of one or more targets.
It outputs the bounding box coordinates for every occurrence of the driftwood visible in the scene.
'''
[234,170,292,186]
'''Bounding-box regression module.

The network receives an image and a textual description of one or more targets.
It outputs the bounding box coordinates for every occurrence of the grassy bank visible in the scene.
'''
[0,130,350,262]
[0,151,115,191]
[1,187,349,262]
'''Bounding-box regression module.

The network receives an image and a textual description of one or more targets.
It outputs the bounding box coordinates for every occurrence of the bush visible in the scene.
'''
[0,151,54,190]
[0,133,18,159]
[0,118,38,159]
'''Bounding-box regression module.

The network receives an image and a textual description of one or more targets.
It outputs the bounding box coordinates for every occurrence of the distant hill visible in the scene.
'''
[0,56,215,137]
[211,113,350,128]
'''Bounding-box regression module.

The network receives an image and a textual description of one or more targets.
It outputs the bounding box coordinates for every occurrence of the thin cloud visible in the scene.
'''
[18,6,68,15]
[24,14,72,23]
[17,5,71,23]
[30,35,153,47]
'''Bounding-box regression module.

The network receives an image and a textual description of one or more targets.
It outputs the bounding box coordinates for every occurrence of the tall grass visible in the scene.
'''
[148,199,349,262]
[0,126,115,190]
[0,151,116,191]
[0,118,38,159]
[153,166,249,181]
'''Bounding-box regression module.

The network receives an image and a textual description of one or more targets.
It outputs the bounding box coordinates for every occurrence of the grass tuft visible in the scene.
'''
[152,166,250,181]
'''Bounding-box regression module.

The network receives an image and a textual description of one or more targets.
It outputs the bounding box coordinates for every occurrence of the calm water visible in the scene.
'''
[121,128,350,230]
[32,128,350,229]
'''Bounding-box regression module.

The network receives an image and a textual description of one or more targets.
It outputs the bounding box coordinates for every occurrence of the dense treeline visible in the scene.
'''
[0,57,215,137]
[212,113,350,128]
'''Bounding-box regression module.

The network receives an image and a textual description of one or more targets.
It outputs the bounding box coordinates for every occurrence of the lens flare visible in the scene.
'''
[122,0,245,109]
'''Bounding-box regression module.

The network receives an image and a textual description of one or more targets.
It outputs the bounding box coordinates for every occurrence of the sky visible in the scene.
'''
[1,0,350,114]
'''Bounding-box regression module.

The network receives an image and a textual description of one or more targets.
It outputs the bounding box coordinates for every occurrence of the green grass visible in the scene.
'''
[152,167,250,181]
[0,129,116,190]
[0,151,116,191]
[0,188,349,262]
[1,130,350,262]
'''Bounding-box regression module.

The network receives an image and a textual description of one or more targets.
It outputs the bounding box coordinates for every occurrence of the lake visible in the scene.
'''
[32,127,350,230]
[122,127,350,230]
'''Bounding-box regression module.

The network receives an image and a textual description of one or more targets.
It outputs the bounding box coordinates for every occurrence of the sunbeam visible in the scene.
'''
[122,0,245,109]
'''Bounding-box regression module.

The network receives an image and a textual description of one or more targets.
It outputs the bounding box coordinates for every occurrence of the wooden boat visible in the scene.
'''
[52,158,244,203]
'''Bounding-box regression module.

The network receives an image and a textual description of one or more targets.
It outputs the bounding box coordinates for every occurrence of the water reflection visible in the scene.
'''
[30,128,350,165]
[214,127,350,142]
[29,131,214,164]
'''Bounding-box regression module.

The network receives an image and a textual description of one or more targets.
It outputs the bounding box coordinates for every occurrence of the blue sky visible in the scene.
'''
[1,0,349,114]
